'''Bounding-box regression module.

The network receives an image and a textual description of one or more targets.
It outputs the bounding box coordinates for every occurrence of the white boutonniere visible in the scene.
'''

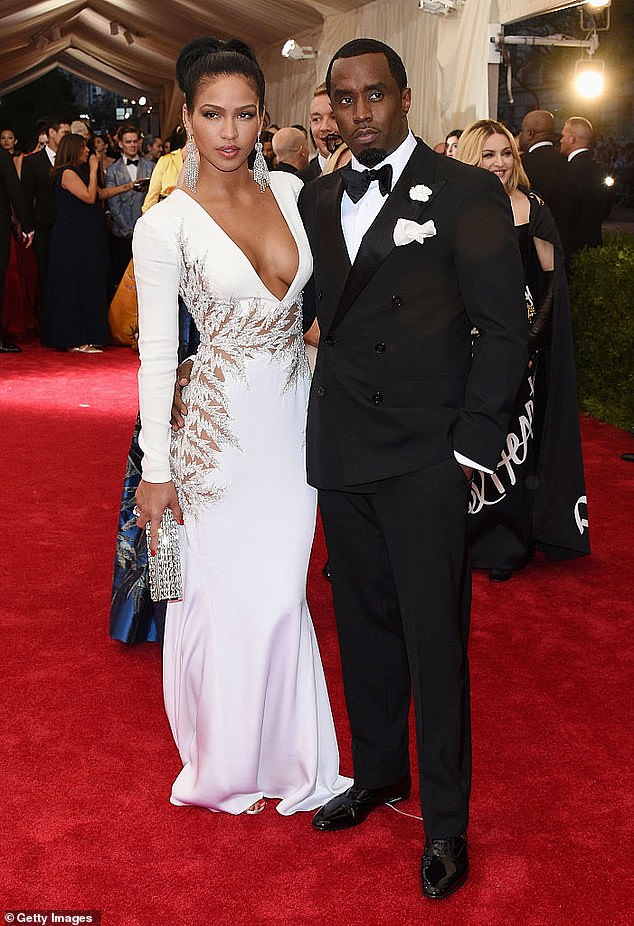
[409,184,433,202]
[393,218,437,247]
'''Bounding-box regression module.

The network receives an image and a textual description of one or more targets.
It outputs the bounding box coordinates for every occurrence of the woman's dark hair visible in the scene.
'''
[167,125,187,152]
[176,37,265,111]
[54,133,86,172]
[325,39,407,97]
[445,129,462,143]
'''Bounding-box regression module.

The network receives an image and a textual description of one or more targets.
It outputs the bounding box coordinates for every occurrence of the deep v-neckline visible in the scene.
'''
[176,182,301,303]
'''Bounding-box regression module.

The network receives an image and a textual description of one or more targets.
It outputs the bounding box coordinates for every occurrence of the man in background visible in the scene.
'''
[519,109,567,232]
[21,117,71,319]
[106,123,155,290]
[142,135,163,163]
[298,83,340,182]
[559,116,612,263]
[273,127,309,174]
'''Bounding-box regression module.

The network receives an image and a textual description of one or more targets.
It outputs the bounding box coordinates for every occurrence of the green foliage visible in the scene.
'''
[569,232,634,430]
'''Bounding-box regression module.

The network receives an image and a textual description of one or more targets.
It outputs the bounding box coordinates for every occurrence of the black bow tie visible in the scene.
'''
[126,158,139,166]
[341,163,393,203]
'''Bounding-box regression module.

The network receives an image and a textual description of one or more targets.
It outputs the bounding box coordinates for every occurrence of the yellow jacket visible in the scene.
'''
[142,149,184,213]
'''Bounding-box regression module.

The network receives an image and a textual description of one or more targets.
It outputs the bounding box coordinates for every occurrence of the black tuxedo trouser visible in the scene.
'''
[318,458,472,840]
[34,226,53,321]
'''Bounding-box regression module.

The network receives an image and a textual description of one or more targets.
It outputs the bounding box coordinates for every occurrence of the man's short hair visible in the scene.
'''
[325,39,407,97]
[118,123,140,140]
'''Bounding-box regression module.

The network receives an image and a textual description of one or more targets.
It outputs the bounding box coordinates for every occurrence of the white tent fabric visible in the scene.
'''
[0,0,577,142]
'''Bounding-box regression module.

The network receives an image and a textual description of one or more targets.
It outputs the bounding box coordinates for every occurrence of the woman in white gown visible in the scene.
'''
[133,37,349,815]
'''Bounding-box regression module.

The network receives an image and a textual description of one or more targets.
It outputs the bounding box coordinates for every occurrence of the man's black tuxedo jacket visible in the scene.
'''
[298,156,321,184]
[275,162,299,174]
[298,139,527,490]
[521,144,567,232]
[21,148,56,231]
[0,148,30,272]
[560,150,611,258]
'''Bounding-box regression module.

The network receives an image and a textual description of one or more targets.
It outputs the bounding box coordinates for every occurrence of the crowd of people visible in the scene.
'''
[0,35,608,903]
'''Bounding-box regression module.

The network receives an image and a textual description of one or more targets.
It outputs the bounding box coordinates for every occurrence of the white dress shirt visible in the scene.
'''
[125,158,139,181]
[528,141,553,153]
[44,145,56,166]
[341,131,417,262]
[340,130,489,474]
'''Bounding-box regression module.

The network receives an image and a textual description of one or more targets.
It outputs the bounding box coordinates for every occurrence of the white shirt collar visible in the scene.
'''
[349,130,417,187]
[568,148,589,162]
[317,152,328,170]
[528,141,553,152]
[45,144,56,164]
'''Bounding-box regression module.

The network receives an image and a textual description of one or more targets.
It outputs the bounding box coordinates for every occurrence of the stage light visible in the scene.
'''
[281,39,317,60]
[574,57,605,98]
[124,30,135,45]
[604,175,615,187]
[586,1,610,9]
[138,95,147,106]
[110,22,119,36]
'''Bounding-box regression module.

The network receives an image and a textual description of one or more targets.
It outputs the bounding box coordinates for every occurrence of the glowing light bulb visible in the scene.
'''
[574,68,604,98]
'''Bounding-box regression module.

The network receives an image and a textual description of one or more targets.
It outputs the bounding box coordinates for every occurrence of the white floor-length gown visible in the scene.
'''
[134,173,350,814]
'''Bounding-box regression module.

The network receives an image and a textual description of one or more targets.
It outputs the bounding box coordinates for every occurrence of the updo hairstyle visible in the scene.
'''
[176,37,265,112]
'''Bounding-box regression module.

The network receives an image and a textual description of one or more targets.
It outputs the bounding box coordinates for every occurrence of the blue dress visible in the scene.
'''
[109,301,199,643]
[43,167,110,349]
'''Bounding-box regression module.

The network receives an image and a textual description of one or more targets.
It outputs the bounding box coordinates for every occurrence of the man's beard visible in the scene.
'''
[356,147,388,168]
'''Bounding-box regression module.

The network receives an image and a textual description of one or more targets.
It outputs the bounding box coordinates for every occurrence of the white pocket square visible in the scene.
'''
[393,218,437,247]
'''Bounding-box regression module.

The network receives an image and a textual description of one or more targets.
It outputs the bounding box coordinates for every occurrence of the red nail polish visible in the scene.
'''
[150,549,156,557]
[178,519,184,525]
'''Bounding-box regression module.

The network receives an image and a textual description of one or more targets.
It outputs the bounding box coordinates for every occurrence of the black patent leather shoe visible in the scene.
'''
[488,568,512,582]
[0,339,21,353]
[421,835,468,899]
[312,777,411,831]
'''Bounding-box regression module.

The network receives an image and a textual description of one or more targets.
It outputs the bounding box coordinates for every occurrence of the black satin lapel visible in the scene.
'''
[315,174,351,327]
[330,144,444,330]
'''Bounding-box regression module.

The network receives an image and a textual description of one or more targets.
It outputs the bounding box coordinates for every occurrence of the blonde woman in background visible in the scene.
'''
[458,119,589,580]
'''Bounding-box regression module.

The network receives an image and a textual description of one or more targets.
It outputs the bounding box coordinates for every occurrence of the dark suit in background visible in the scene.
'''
[521,143,568,233]
[298,155,322,183]
[0,148,31,347]
[21,147,56,317]
[299,138,527,840]
[560,150,612,261]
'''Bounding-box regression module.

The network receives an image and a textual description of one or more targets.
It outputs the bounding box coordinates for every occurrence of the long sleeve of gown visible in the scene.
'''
[133,208,180,483]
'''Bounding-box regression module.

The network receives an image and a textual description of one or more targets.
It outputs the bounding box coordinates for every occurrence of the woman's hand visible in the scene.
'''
[171,359,193,431]
[88,153,99,172]
[135,479,183,555]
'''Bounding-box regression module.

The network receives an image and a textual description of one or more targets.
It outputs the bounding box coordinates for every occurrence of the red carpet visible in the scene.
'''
[1,343,632,925]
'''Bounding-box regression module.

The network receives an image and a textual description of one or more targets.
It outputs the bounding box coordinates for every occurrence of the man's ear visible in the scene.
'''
[402,88,412,117]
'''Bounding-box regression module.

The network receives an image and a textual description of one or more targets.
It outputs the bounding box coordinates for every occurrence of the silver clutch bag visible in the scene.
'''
[146,509,183,602]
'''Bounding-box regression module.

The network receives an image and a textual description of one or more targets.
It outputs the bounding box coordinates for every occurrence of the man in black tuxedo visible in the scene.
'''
[0,148,32,352]
[298,83,340,183]
[558,116,612,262]
[20,118,71,319]
[519,109,567,233]
[298,39,527,899]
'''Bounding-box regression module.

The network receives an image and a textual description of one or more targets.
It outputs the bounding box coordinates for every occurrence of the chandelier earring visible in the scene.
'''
[252,132,270,193]
[184,132,199,192]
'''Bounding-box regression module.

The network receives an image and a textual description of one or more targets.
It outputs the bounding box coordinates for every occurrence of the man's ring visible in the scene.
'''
[133,505,141,517]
